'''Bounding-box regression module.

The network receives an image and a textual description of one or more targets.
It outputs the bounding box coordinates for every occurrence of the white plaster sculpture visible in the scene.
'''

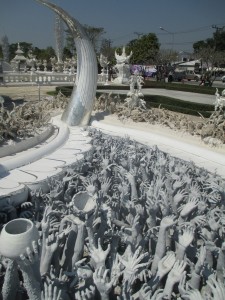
[0,128,225,299]
[99,54,108,76]
[36,0,98,126]
[113,46,133,84]
[124,73,146,109]
[0,218,39,258]
[214,88,225,111]
[0,90,68,145]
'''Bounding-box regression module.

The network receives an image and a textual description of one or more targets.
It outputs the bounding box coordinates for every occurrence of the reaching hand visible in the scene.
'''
[21,202,33,210]
[74,286,95,300]
[41,279,62,300]
[89,238,110,269]
[195,245,206,274]
[182,289,203,300]
[166,260,187,286]
[172,178,185,190]
[139,283,153,300]
[93,266,113,296]
[119,245,150,284]
[178,225,195,249]
[207,274,225,300]
[160,215,177,229]
[178,271,187,296]
[46,233,59,254]
[111,254,122,285]
[41,206,53,234]
[179,198,199,218]
[81,176,97,195]
[156,252,176,279]
[173,188,188,206]
[17,240,41,273]
[190,215,206,227]
[101,177,112,195]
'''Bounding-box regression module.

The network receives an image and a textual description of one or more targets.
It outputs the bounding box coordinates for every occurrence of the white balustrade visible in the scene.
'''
[2,72,77,85]
[1,72,108,85]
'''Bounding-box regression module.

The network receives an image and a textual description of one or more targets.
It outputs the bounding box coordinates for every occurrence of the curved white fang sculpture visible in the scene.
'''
[35,0,98,126]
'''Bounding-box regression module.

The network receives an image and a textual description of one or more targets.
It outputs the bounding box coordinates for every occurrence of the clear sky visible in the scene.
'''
[1,0,225,53]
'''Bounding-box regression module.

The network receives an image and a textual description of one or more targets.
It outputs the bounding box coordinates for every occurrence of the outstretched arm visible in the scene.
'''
[151,216,176,275]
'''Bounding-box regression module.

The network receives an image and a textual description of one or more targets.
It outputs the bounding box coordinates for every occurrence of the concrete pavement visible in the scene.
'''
[98,88,216,105]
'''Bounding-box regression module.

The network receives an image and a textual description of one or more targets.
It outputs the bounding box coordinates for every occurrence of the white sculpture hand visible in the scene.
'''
[207,274,225,300]
[17,240,41,273]
[182,289,204,300]
[46,233,59,254]
[146,195,159,213]
[178,271,187,296]
[93,266,113,297]
[172,178,185,189]
[139,283,152,300]
[178,225,195,248]
[111,254,122,285]
[195,245,206,274]
[179,198,199,218]
[101,177,112,195]
[173,188,188,206]
[190,215,206,227]
[119,245,149,284]
[49,266,69,285]
[74,285,95,300]
[81,176,96,195]
[89,238,110,269]
[156,251,176,279]
[166,260,187,286]
[41,280,62,300]
[160,215,177,229]
[151,289,164,300]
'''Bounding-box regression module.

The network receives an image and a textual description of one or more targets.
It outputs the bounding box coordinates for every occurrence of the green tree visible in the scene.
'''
[83,24,105,53]
[126,33,160,64]
[99,38,115,63]
[154,49,178,81]
[65,28,76,56]
[32,46,56,61]
[0,45,3,59]
[43,46,56,61]
[213,29,225,51]
[195,46,225,85]
[193,29,225,53]
[65,24,105,56]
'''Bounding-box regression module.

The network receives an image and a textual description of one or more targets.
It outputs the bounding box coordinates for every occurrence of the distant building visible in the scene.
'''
[10,43,27,72]
[177,51,193,62]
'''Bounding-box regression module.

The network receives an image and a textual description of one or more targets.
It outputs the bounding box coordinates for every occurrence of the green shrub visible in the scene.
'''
[50,84,222,118]
[142,80,223,95]
[96,92,215,118]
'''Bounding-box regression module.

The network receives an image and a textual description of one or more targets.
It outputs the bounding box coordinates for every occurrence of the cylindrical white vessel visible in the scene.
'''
[0,218,39,259]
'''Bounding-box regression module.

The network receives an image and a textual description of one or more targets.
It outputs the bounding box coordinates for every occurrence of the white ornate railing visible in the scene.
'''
[1,72,106,85]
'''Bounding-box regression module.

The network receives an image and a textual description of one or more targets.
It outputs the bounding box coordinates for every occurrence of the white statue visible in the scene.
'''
[115,46,133,64]
[214,88,225,111]
[99,54,109,84]
[114,46,133,84]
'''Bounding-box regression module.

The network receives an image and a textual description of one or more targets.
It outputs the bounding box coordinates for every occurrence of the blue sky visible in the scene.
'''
[1,0,225,53]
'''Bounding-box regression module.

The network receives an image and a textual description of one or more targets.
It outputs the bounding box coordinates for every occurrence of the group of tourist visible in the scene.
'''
[0,128,225,299]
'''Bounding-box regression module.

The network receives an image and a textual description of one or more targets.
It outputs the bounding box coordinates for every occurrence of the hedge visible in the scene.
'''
[47,83,222,118]
[96,92,215,118]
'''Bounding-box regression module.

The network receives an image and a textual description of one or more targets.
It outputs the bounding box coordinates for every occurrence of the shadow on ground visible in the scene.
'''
[0,95,25,110]
[91,111,111,121]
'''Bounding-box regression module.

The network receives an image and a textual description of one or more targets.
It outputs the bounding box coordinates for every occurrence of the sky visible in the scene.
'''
[0,0,225,54]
